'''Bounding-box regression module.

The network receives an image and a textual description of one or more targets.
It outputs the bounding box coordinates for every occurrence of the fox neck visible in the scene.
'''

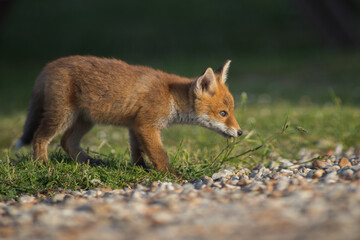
[167,78,200,126]
[168,78,196,125]
[168,103,199,125]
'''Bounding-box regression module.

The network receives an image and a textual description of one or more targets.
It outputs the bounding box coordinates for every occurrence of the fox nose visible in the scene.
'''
[237,130,243,137]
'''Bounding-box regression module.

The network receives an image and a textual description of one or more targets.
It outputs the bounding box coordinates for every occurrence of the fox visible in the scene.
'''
[14,56,242,176]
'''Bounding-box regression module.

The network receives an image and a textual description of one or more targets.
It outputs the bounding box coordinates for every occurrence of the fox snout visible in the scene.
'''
[223,127,243,139]
[224,115,242,138]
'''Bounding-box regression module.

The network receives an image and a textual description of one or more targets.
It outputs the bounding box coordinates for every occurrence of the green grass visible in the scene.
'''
[1,51,360,200]
[1,102,359,200]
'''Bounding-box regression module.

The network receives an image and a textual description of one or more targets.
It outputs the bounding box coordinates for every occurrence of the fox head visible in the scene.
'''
[192,60,242,138]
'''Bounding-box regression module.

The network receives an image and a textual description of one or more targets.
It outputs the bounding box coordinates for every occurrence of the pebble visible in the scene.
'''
[193,179,204,190]
[324,171,339,183]
[325,165,340,173]
[275,177,290,191]
[19,195,36,204]
[339,168,354,180]
[280,169,293,174]
[1,149,360,240]
[313,169,325,178]
[202,176,214,186]
[52,193,66,203]
[268,161,279,170]
[312,160,328,168]
[246,181,266,192]
[211,168,234,180]
[339,157,352,168]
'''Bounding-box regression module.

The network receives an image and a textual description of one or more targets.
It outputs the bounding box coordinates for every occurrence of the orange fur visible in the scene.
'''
[16,56,242,176]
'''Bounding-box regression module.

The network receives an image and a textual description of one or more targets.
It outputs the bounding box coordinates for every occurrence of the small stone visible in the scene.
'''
[280,169,293,174]
[298,167,311,176]
[280,162,292,168]
[288,164,301,171]
[151,181,160,191]
[238,168,251,176]
[353,158,360,164]
[306,170,315,178]
[237,177,250,186]
[339,168,354,180]
[325,165,340,173]
[102,192,114,198]
[172,183,183,193]
[230,175,240,181]
[69,190,82,197]
[182,183,195,192]
[202,176,214,187]
[355,170,360,179]
[312,160,328,168]
[212,182,222,188]
[162,182,175,191]
[193,179,203,190]
[52,193,66,203]
[19,195,35,204]
[246,181,266,193]
[86,189,103,198]
[275,177,289,191]
[313,169,325,178]
[134,184,145,190]
[324,171,338,183]
[339,158,352,168]
[351,165,360,173]
[328,155,337,162]
[252,164,264,171]
[249,172,259,178]
[229,179,239,186]
[131,190,146,200]
[325,149,335,156]
[212,169,234,180]
[223,183,238,190]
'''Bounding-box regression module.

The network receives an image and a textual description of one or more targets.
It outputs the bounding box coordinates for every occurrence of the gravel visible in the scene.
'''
[1,148,360,240]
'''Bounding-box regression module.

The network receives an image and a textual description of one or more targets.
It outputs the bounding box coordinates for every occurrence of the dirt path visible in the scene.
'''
[1,154,360,240]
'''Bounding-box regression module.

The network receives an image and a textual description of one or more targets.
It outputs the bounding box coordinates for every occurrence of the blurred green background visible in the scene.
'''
[0,0,359,114]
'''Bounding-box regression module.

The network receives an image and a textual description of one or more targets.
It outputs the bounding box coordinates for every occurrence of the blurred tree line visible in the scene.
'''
[0,0,359,63]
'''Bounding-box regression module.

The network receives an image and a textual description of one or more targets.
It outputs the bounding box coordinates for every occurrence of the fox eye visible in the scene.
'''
[219,111,228,117]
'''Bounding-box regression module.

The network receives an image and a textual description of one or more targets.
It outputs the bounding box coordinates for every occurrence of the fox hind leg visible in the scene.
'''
[60,116,102,164]
[33,111,73,163]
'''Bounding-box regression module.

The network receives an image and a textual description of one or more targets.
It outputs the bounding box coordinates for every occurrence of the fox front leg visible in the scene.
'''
[129,129,147,168]
[132,126,181,178]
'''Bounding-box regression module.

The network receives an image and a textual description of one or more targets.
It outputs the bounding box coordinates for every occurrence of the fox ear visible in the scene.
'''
[194,67,217,96]
[215,60,231,83]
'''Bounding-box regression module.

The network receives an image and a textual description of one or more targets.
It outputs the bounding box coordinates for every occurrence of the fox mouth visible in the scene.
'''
[220,131,235,139]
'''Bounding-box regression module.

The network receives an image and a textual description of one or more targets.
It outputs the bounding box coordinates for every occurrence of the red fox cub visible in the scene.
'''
[15,56,242,176]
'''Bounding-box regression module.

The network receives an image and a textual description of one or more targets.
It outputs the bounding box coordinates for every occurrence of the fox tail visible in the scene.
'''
[14,88,44,151]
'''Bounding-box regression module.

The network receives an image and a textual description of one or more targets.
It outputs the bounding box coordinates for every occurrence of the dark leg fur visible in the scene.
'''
[20,91,44,145]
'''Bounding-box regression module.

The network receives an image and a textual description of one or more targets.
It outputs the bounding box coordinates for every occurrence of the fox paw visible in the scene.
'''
[86,158,105,166]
